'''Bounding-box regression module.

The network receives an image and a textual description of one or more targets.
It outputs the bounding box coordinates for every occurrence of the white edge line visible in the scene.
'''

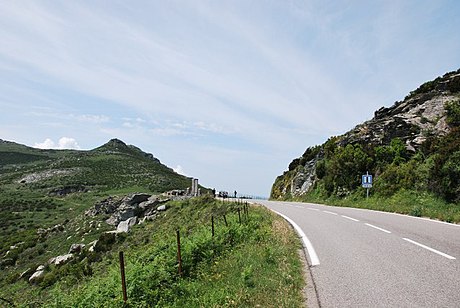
[365,223,392,234]
[261,201,460,228]
[331,205,460,228]
[323,210,338,216]
[271,209,320,266]
[403,238,456,260]
[341,215,359,222]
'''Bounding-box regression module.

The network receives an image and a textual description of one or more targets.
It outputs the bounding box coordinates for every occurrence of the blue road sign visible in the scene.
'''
[362,174,373,188]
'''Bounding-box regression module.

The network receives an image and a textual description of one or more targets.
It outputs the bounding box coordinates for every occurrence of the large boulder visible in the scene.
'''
[116,217,138,233]
[86,196,122,216]
[139,198,160,211]
[123,193,151,206]
[88,193,168,228]
[105,203,136,226]
[29,265,46,284]
[50,254,74,266]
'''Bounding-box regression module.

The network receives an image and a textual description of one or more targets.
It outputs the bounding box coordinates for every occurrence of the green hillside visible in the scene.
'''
[271,69,460,222]
[0,138,190,193]
[0,139,189,303]
[0,139,304,307]
[0,138,192,258]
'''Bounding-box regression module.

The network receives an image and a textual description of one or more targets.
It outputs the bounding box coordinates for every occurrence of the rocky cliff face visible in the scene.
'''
[271,69,460,199]
[341,72,459,150]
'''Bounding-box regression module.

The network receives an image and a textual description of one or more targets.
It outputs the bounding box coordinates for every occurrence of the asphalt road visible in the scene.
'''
[256,200,460,307]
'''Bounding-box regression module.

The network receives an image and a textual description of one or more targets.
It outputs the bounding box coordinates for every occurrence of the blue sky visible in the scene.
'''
[1,1,459,197]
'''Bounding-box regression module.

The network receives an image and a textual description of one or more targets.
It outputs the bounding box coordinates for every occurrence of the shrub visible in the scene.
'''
[445,100,460,127]
[94,233,116,253]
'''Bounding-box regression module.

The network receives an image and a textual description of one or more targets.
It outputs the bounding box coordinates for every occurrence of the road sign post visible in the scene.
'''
[362,172,373,198]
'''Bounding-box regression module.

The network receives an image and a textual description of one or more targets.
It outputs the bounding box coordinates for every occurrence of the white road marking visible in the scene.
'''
[323,210,338,216]
[306,208,320,211]
[341,215,359,222]
[271,209,320,266]
[295,205,303,208]
[338,206,460,228]
[403,238,456,260]
[365,223,392,234]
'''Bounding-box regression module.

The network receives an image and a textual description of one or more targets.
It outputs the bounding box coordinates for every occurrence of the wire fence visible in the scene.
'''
[118,200,251,304]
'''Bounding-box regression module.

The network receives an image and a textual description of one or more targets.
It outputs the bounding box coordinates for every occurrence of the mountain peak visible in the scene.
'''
[105,138,127,147]
[93,139,161,164]
[94,139,129,152]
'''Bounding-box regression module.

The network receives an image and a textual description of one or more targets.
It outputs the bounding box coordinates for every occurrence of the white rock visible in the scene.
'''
[116,217,138,233]
[29,270,45,284]
[53,254,74,265]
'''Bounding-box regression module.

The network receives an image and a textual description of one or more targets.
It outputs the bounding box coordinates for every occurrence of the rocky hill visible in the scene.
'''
[0,138,190,194]
[0,139,302,307]
[271,69,460,204]
[0,138,206,304]
[0,139,196,270]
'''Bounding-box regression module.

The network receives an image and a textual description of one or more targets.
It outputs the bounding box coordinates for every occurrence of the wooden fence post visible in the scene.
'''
[176,230,183,277]
[119,251,128,304]
[212,216,215,237]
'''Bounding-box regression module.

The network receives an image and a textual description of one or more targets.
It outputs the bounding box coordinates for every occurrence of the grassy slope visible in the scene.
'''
[3,197,305,307]
[0,139,194,306]
[0,140,305,307]
[0,139,191,255]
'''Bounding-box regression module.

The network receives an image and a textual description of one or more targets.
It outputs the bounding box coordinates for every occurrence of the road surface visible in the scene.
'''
[256,200,460,307]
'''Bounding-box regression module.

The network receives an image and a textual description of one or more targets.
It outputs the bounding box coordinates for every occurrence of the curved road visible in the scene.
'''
[256,200,460,307]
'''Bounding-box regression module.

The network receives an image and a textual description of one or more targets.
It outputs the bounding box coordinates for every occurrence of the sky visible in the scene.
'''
[1,1,459,197]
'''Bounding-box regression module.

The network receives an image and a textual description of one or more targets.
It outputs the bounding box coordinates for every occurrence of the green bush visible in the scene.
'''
[446,100,460,127]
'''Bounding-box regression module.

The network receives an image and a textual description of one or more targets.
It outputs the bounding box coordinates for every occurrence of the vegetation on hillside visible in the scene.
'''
[271,71,460,222]
[1,197,304,307]
[0,139,192,260]
[0,139,305,306]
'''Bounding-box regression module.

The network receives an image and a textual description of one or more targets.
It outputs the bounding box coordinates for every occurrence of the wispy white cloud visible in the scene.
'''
[34,137,80,150]
[34,138,55,149]
[1,0,459,195]
[75,114,109,124]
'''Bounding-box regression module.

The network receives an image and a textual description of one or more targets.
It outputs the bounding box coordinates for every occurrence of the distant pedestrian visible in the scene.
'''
[234,190,237,198]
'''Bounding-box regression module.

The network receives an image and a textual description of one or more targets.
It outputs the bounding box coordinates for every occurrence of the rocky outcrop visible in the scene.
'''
[272,69,460,199]
[37,223,65,238]
[49,254,74,266]
[18,168,81,184]
[86,193,169,231]
[29,265,46,284]
[341,93,454,151]
[290,158,320,196]
[116,217,138,233]
[124,193,150,205]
